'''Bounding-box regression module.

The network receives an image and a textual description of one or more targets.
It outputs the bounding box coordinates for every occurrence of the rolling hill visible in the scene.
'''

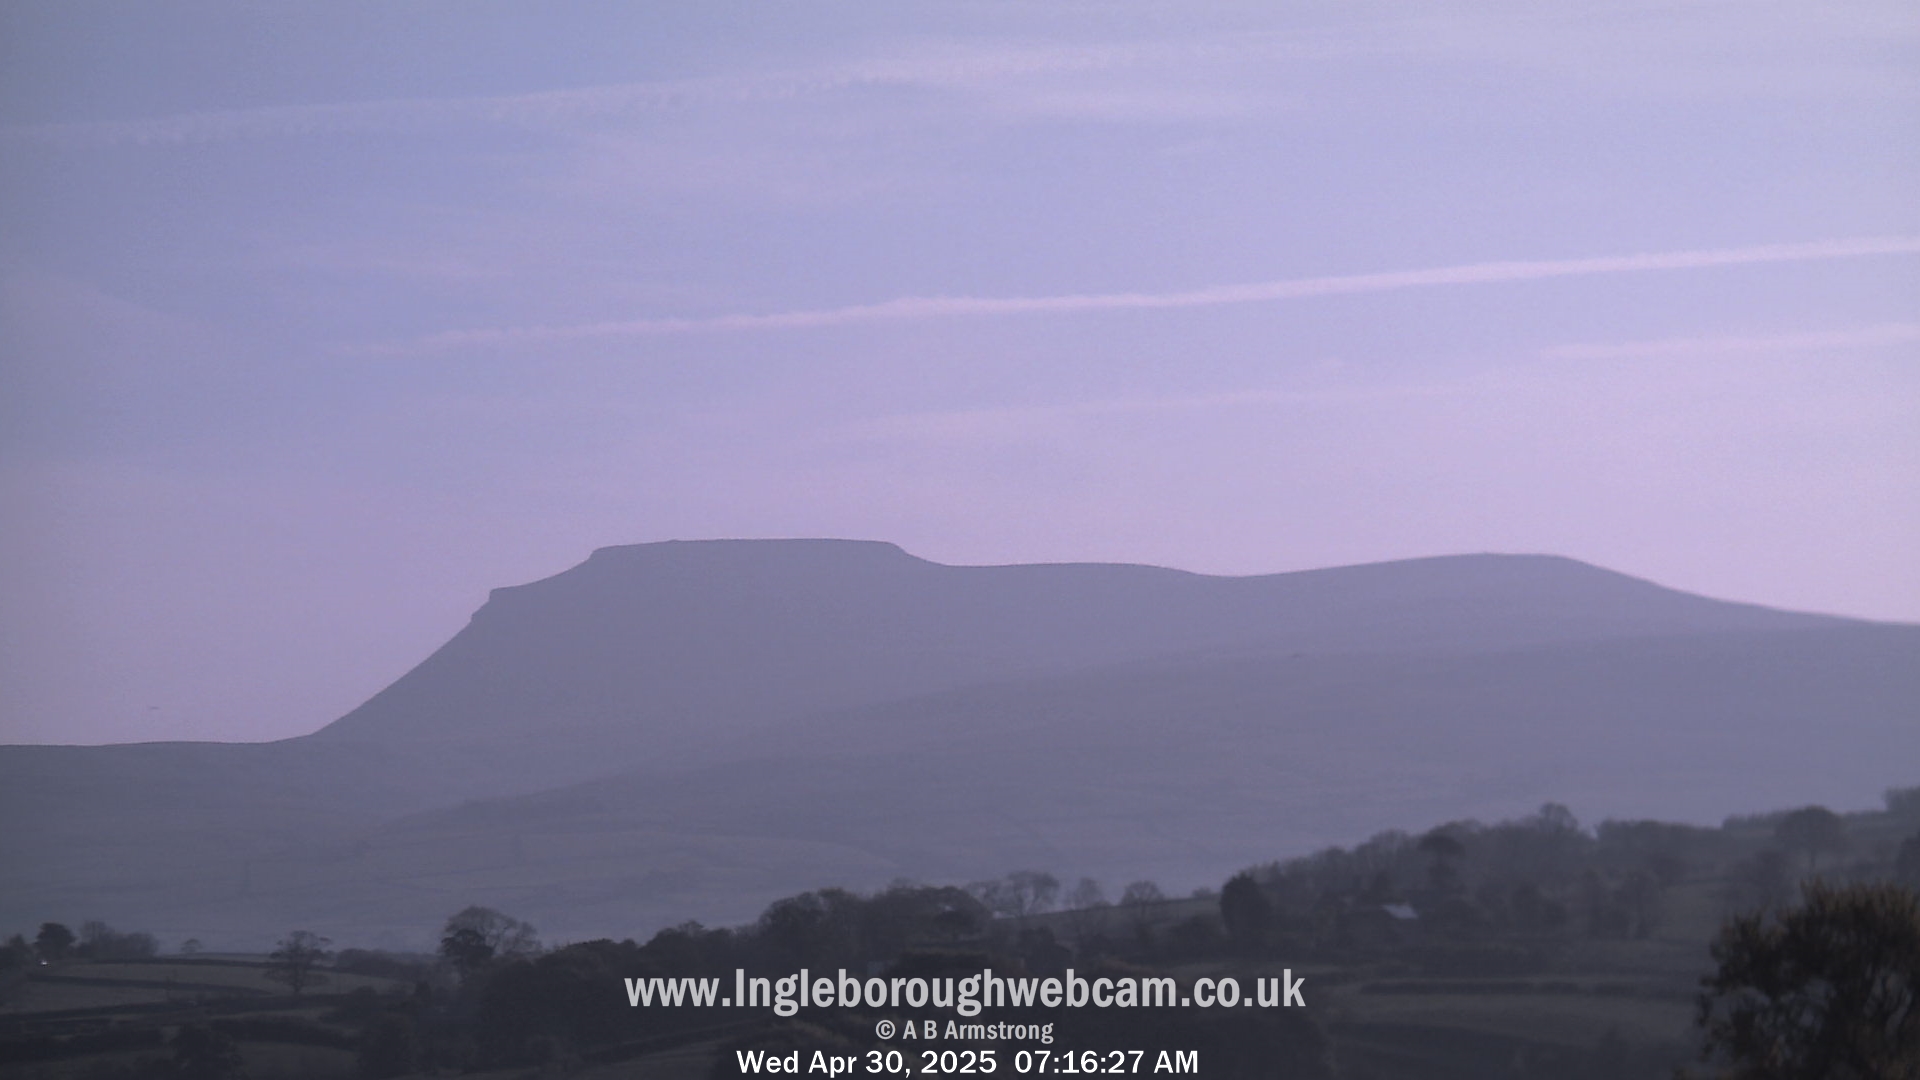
[1,540,1911,947]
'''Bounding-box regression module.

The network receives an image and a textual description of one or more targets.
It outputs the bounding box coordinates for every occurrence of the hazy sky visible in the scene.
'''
[3,1,1916,745]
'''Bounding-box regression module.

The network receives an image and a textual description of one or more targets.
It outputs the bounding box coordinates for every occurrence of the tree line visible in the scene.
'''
[5,788,1916,1078]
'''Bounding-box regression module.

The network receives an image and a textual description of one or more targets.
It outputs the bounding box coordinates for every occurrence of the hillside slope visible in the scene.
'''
[309,539,1839,759]
[0,540,1901,947]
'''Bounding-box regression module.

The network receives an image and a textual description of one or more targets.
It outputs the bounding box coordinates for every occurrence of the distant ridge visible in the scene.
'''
[3,539,1908,949]
[309,539,1840,754]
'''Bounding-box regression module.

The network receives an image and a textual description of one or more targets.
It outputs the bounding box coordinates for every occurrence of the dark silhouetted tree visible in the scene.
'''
[0,934,30,970]
[1120,880,1165,939]
[757,889,860,969]
[266,930,331,995]
[79,920,158,960]
[856,883,985,959]
[969,871,1060,919]
[440,926,493,977]
[1006,870,1061,916]
[1219,872,1271,951]
[1692,880,1920,1079]
[439,906,538,979]
[1534,802,1580,835]
[1066,876,1107,911]
[477,939,652,1065]
[1418,829,1467,894]
[1772,806,1848,872]
[34,922,74,962]
[441,906,538,959]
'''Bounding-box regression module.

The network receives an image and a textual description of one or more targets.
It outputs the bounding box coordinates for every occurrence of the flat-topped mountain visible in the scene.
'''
[1,540,1908,948]
[308,539,1838,760]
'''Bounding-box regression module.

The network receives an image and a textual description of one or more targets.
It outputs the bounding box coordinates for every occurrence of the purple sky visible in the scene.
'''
[2,1,1916,745]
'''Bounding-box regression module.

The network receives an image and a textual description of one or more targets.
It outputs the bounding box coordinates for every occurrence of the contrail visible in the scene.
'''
[384,235,1920,352]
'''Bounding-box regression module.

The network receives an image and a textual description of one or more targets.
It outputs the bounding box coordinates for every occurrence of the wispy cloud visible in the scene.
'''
[373,236,1920,354]
[0,39,1205,150]
[844,377,1453,445]
[3,79,767,149]
[1543,323,1920,361]
[8,5,1907,150]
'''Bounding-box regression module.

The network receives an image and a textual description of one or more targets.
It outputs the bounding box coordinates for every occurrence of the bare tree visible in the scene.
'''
[444,906,538,956]
[266,930,331,995]
[1119,880,1165,936]
[1060,877,1110,941]
[1066,877,1107,911]
[440,906,538,976]
[1007,871,1060,916]
[967,871,1060,919]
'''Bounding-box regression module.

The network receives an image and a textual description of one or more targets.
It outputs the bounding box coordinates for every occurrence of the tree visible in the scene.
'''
[1219,872,1271,951]
[267,930,332,995]
[861,883,988,957]
[1065,876,1107,911]
[1060,878,1109,942]
[1119,880,1166,937]
[1533,802,1581,835]
[78,920,157,960]
[475,940,653,1064]
[440,926,494,977]
[441,906,538,967]
[1772,806,1848,872]
[968,871,1060,919]
[34,922,74,962]
[1692,880,1920,1078]
[756,890,859,969]
[79,920,111,955]
[1418,829,1467,895]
